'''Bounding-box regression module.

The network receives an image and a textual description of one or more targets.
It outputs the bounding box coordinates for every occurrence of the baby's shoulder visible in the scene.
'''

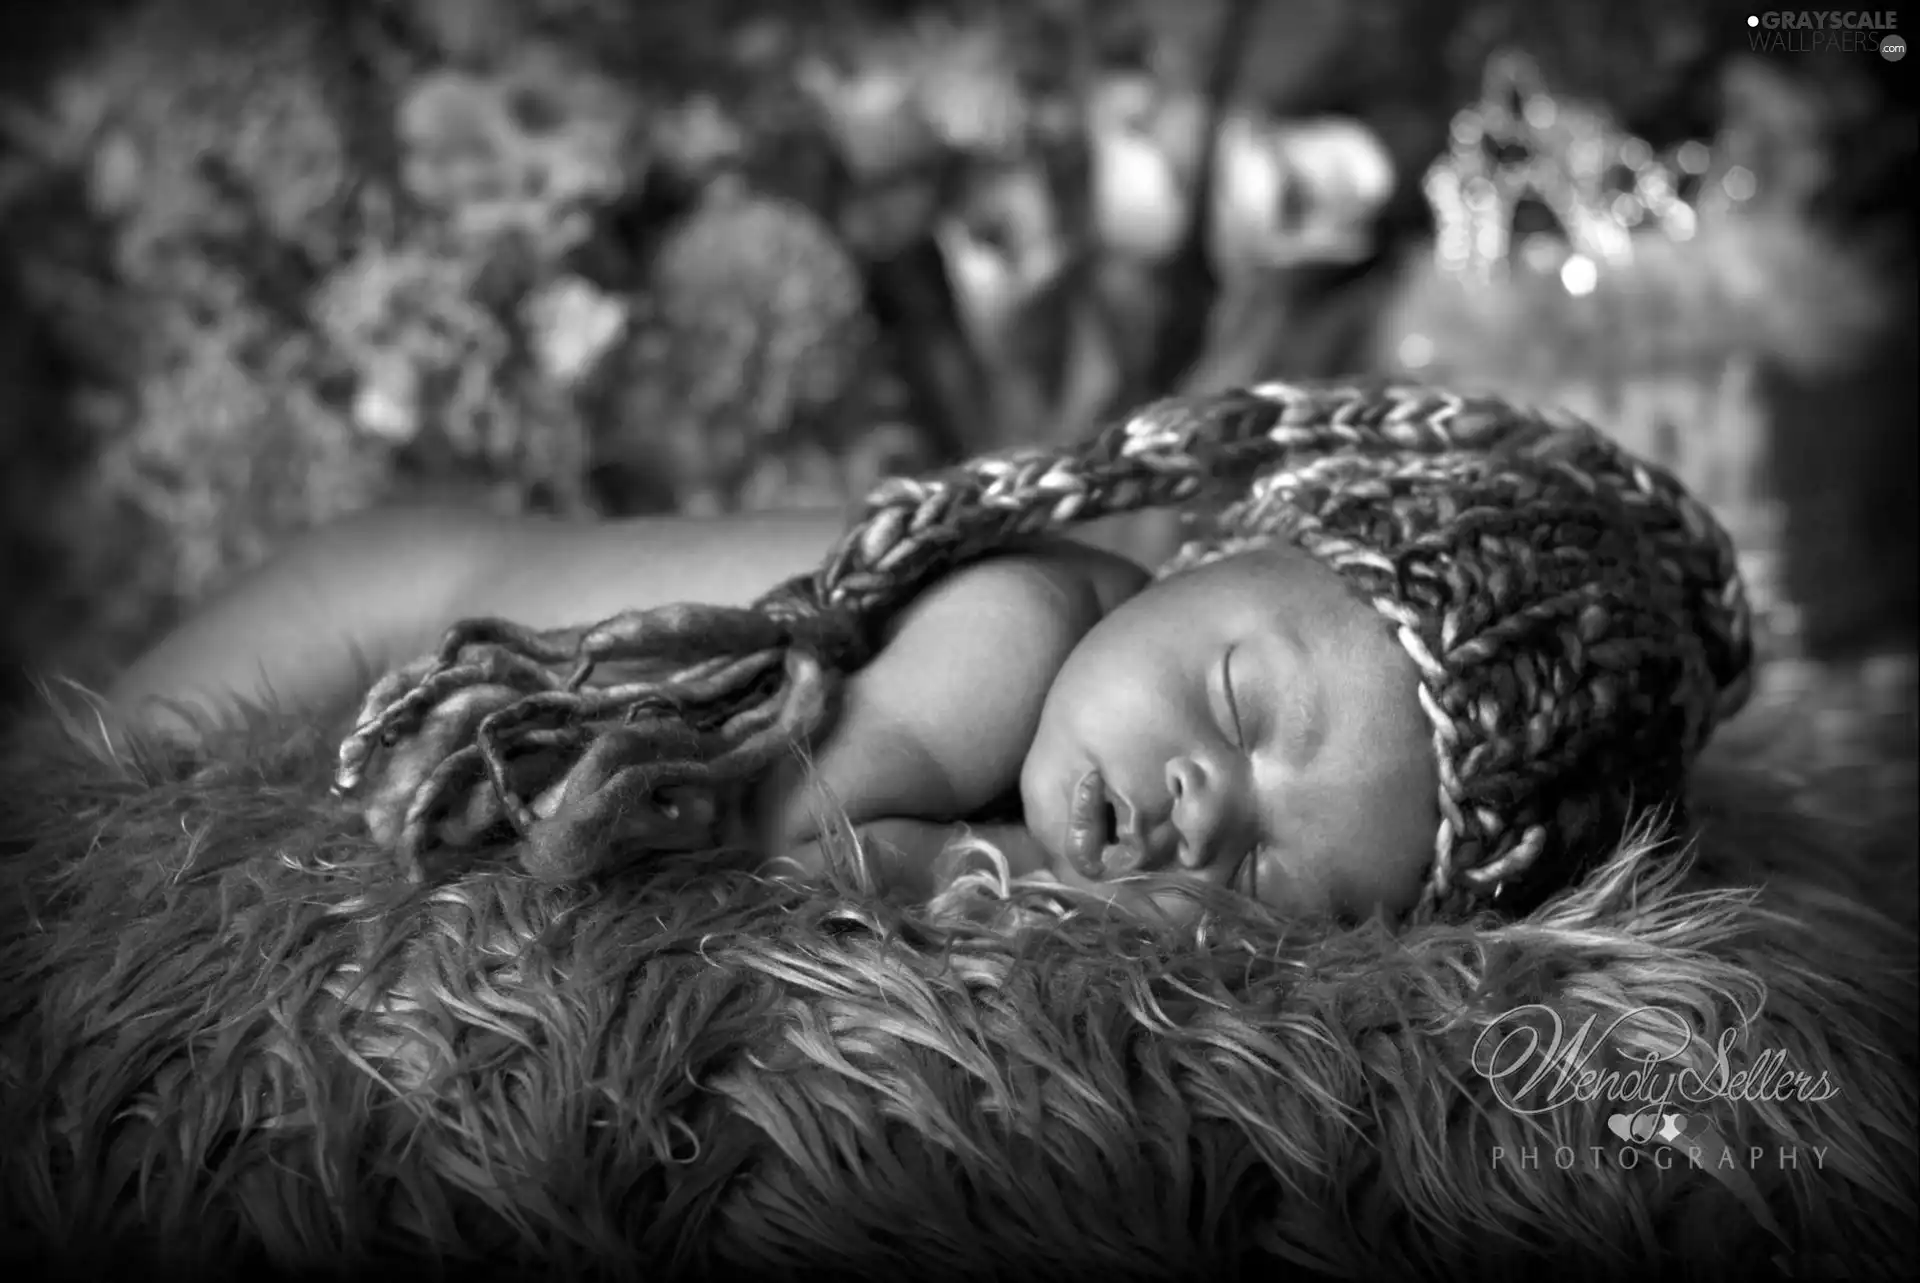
[948,539,1149,629]
[880,546,1141,667]
[1054,540,1153,617]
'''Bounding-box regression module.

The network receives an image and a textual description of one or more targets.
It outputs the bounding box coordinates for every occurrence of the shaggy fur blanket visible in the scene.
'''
[2,665,1915,1283]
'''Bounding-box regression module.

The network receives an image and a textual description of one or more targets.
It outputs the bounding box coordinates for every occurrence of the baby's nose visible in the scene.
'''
[1165,754,1232,869]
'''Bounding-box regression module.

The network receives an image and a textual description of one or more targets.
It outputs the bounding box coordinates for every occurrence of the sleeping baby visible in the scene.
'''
[109,384,1754,927]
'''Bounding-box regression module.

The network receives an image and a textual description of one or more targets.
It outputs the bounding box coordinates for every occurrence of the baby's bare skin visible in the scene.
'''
[109,507,858,730]
[109,504,1435,923]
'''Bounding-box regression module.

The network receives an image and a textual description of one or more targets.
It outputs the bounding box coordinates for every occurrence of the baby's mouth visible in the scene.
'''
[1064,771,1153,880]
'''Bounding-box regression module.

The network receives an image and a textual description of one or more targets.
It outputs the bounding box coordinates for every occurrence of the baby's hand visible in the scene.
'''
[760,544,1146,851]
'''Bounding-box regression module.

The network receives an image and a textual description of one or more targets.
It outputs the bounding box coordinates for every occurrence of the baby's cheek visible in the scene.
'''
[1287,743,1437,921]
[1339,778,1439,920]
[1042,627,1151,744]
[1343,649,1440,916]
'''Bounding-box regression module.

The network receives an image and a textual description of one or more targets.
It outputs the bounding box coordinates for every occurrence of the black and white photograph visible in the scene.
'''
[1,1,1914,1279]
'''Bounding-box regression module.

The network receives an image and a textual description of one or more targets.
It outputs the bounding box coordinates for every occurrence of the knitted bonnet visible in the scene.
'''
[336,383,1754,919]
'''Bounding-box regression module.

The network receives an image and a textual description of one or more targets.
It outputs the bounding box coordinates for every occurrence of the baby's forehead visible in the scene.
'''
[1145,538,1383,636]
[1155,538,1323,592]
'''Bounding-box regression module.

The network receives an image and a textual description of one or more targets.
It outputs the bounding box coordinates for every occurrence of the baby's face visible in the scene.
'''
[1020,544,1437,925]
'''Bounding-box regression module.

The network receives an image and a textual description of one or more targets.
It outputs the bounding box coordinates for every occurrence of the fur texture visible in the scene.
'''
[1,665,1914,1283]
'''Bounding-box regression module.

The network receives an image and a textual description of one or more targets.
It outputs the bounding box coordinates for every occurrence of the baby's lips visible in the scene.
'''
[1064,771,1110,879]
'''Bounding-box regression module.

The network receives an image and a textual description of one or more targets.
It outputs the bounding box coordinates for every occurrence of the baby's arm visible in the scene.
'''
[106,495,1146,896]
[109,498,1176,741]
[109,505,851,736]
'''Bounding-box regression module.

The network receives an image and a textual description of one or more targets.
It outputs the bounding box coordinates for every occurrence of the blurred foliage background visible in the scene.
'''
[0,0,1914,702]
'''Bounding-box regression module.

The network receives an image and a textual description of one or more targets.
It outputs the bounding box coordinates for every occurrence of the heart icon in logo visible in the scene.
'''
[1667,1112,1717,1144]
[1609,1110,1715,1147]
[1606,1111,1661,1143]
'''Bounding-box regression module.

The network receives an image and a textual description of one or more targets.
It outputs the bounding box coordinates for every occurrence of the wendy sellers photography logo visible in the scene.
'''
[1471,1004,1839,1256]
[1470,1003,1840,1122]
[1748,12,1907,59]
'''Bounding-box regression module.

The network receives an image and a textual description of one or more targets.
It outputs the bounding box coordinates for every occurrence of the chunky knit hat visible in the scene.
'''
[336,383,1754,919]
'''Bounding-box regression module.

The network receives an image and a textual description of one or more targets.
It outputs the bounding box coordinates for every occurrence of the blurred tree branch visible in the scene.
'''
[1142,0,1253,396]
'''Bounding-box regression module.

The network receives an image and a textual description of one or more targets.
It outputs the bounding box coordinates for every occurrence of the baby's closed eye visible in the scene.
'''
[1218,645,1250,748]
[1232,636,1327,769]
